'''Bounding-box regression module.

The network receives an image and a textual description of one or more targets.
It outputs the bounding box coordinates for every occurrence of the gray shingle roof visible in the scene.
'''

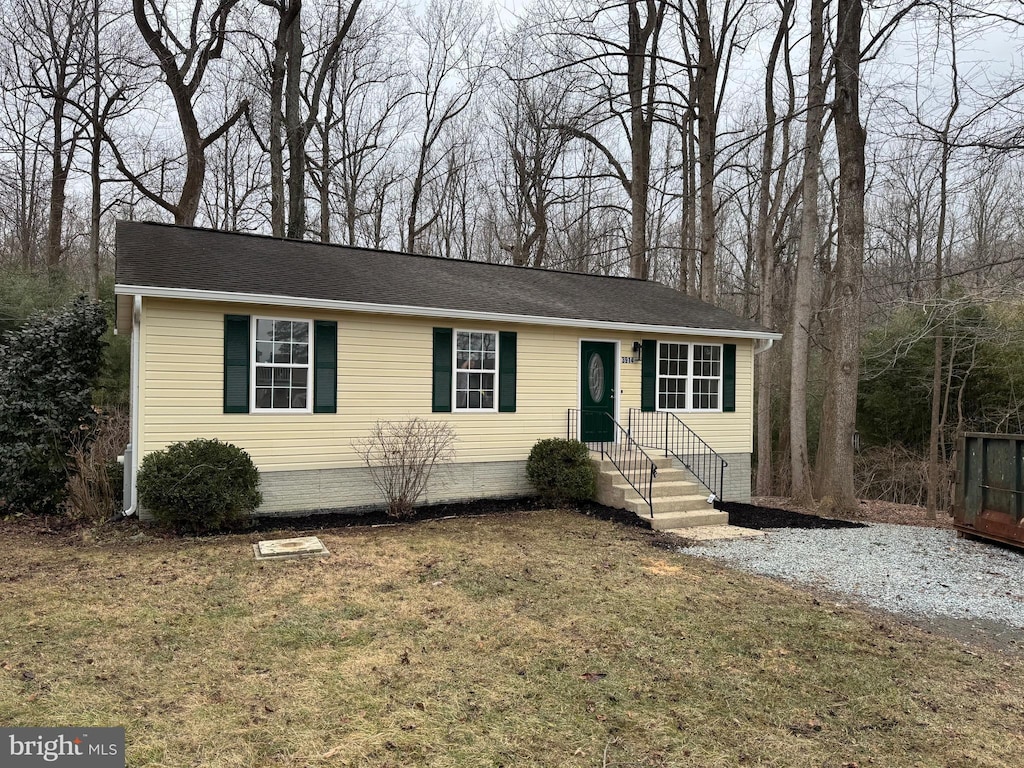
[115,221,778,338]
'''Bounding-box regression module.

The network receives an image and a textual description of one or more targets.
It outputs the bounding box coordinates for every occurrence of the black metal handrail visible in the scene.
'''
[567,409,657,517]
[627,408,727,501]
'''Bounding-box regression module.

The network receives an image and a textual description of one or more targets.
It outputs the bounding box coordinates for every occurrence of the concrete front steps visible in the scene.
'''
[592,453,728,531]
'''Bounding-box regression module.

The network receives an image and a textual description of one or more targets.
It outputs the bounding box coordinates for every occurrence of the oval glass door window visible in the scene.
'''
[588,352,605,402]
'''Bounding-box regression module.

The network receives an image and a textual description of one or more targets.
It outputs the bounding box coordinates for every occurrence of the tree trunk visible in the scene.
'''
[816,0,865,515]
[318,59,339,243]
[267,4,292,238]
[88,0,101,300]
[695,0,718,303]
[319,136,331,241]
[789,0,825,505]
[927,13,960,520]
[754,1,791,497]
[47,96,68,275]
[175,112,206,226]
[681,113,698,296]
[285,4,306,239]
[407,128,429,252]
[89,123,101,300]
[626,0,658,279]
[927,160,949,519]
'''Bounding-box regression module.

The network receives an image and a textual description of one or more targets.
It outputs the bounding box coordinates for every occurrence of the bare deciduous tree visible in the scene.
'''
[352,418,457,518]
[492,34,575,268]
[115,0,249,225]
[258,0,364,238]
[815,0,865,514]
[551,0,667,279]
[753,0,796,496]
[405,0,490,253]
[679,0,749,302]
[306,4,410,243]
[788,0,828,505]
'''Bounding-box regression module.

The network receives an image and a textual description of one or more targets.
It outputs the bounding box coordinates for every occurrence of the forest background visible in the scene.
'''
[1,0,1022,517]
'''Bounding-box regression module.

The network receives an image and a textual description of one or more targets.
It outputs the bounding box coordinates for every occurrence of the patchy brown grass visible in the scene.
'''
[1,510,1022,767]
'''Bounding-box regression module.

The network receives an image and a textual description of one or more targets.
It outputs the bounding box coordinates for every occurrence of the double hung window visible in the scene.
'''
[454,330,497,411]
[224,313,336,415]
[431,327,516,414]
[253,318,311,411]
[657,342,722,411]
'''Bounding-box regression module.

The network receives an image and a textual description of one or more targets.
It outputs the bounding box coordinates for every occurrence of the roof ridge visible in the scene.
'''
[121,220,651,285]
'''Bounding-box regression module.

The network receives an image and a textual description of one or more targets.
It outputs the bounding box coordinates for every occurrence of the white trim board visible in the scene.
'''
[115,284,783,341]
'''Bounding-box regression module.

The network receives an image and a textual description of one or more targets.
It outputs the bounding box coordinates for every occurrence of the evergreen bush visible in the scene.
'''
[0,297,106,515]
[526,438,596,504]
[137,439,262,533]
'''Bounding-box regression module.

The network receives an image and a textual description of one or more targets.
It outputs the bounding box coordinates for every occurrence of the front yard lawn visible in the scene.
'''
[1,509,1022,767]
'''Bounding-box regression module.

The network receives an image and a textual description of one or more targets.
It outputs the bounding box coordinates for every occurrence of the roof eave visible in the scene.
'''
[114,283,783,341]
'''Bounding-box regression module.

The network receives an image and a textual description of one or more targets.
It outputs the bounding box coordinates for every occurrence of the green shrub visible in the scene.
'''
[526,438,596,504]
[137,439,262,533]
[0,296,106,515]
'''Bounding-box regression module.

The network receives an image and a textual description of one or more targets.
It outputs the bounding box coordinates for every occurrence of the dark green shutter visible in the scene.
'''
[640,339,657,412]
[723,343,736,413]
[313,321,337,414]
[432,328,452,412]
[498,331,517,413]
[223,314,250,413]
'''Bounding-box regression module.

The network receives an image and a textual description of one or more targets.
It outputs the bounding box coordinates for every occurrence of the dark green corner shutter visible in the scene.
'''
[640,339,657,412]
[223,314,250,413]
[432,328,452,412]
[498,331,517,413]
[723,343,736,413]
[313,321,338,414]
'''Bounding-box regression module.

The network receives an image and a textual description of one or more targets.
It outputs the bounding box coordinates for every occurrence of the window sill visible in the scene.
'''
[656,408,724,415]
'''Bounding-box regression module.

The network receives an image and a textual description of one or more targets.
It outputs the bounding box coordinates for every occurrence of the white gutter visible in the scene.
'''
[753,338,776,355]
[122,294,142,517]
[114,283,784,342]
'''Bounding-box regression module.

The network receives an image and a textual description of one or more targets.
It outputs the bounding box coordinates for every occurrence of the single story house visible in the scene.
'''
[114,221,780,519]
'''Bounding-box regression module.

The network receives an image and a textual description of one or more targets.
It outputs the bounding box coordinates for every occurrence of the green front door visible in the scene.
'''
[580,341,616,442]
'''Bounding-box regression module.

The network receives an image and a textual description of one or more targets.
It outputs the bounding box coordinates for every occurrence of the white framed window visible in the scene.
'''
[252,317,312,412]
[658,342,722,412]
[454,330,497,411]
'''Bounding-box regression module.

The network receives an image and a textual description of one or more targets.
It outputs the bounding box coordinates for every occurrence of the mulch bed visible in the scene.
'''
[718,500,867,530]
[172,496,650,537]
[6,493,944,546]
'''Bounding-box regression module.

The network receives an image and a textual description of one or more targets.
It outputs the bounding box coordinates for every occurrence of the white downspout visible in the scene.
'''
[122,295,142,517]
[753,338,776,356]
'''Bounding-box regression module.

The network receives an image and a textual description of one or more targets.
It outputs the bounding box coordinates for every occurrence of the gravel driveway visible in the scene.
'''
[686,523,1024,631]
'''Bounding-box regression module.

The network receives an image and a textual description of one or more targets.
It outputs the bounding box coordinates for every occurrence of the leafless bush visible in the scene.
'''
[352,418,457,518]
[67,408,130,522]
[854,444,952,509]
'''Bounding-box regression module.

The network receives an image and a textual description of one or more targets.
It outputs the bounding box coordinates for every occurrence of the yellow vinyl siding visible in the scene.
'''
[138,298,754,471]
